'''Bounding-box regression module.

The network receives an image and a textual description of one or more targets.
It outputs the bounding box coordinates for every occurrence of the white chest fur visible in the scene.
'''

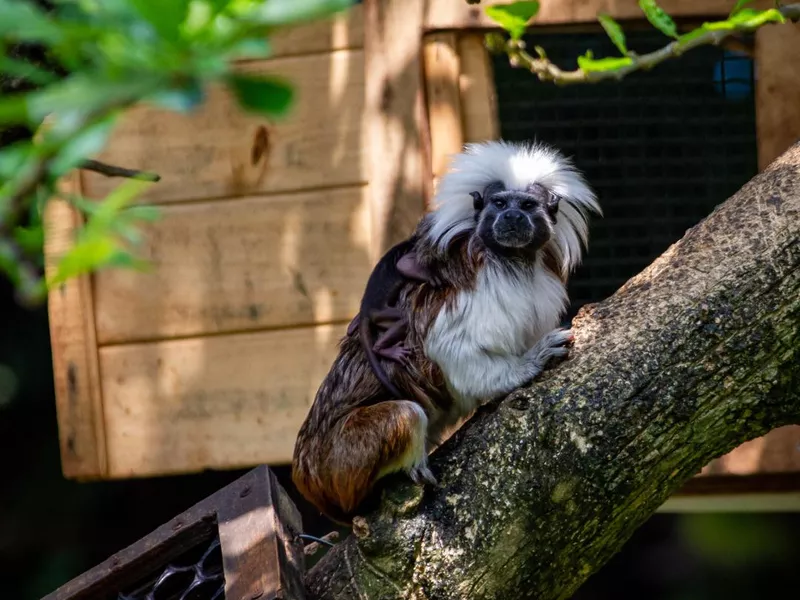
[424,259,568,408]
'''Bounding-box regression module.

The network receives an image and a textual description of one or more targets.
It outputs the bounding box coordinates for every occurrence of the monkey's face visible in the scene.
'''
[472,181,559,253]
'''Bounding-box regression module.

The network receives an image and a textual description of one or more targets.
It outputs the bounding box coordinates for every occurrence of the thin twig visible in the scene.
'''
[302,531,340,557]
[493,3,800,85]
[80,159,161,182]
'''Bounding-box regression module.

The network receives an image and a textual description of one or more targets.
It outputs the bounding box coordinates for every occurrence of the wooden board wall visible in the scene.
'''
[48,6,373,479]
[755,22,800,170]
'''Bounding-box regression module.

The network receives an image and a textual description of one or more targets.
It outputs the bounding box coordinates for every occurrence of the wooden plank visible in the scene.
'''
[364,0,428,253]
[266,3,364,58]
[82,50,366,205]
[755,22,800,170]
[423,33,464,180]
[99,323,345,478]
[93,187,372,344]
[218,466,306,600]
[698,426,800,477]
[660,492,800,512]
[457,33,499,144]
[43,512,216,600]
[42,465,304,600]
[44,174,107,479]
[424,0,734,30]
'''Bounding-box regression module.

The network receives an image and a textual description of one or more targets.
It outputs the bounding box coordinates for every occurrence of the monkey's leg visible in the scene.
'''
[370,306,403,326]
[320,401,436,517]
[370,308,411,365]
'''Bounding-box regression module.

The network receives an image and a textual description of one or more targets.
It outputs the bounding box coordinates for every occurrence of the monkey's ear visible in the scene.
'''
[470,191,484,211]
[546,191,560,218]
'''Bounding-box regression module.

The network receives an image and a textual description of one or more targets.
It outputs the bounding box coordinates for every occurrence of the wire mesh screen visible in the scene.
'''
[119,536,224,600]
[492,27,758,320]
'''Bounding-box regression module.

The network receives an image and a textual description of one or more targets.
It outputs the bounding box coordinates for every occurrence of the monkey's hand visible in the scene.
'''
[397,252,445,288]
[522,328,573,382]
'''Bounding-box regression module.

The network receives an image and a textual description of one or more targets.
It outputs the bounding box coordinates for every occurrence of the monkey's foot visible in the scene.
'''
[346,315,360,336]
[375,344,412,367]
[397,252,443,287]
[410,463,437,487]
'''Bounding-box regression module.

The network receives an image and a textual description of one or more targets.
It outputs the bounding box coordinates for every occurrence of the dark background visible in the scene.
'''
[2,16,799,600]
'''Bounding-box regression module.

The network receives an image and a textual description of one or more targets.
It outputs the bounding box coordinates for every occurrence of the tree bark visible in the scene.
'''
[304,142,800,600]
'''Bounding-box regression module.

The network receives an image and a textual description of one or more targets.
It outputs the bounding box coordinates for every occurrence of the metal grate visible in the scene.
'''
[119,537,225,600]
[492,27,758,320]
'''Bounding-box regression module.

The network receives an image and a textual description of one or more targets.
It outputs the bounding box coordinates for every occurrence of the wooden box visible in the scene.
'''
[45,1,800,503]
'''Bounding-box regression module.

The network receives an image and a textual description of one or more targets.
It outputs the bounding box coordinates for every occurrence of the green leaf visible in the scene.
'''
[0,55,58,86]
[727,7,785,27]
[0,94,29,126]
[597,13,628,55]
[240,0,354,27]
[0,142,35,180]
[638,0,678,39]
[577,51,634,73]
[0,0,65,44]
[484,1,540,41]
[128,0,191,42]
[20,74,162,128]
[48,235,117,286]
[88,178,154,230]
[48,116,117,176]
[145,81,205,113]
[676,25,712,47]
[226,73,294,117]
[227,38,272,61]
[13,225,44,255]
[123,205,162,222]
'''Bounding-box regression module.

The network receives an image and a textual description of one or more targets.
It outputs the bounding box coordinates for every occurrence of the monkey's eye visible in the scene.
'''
[492,198,506,209]
[520,200,535,211]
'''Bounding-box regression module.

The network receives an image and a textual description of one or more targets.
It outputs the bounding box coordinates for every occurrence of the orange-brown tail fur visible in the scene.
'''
[291,399,428,524]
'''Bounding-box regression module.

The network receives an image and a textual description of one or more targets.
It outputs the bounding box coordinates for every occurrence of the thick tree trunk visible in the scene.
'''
[305,142,800,600]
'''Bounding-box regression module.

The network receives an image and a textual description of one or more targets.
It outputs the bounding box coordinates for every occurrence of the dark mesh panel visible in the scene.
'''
[492,27,758,320]
[119,537,225,600]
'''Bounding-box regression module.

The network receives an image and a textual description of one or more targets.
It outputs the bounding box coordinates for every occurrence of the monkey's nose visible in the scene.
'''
[502,210,526,224]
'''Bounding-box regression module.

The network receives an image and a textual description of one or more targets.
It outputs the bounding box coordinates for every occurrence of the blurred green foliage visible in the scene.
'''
[0,0,354,305]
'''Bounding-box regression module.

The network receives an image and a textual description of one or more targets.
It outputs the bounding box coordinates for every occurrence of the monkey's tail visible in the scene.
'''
[359,315,405,400]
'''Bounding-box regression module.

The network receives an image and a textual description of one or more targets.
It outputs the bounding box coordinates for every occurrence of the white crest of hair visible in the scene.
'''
[427,139,601,278]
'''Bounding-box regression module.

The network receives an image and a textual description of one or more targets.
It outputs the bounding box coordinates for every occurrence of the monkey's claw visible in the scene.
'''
[376,344,412,367]
[410,464,437,487]
[523,327,572,379]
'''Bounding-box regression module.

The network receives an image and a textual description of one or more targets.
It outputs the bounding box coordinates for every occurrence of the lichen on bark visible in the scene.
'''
[305,142,800,600]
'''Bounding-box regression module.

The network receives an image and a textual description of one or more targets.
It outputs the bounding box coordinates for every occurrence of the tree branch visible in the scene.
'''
[79,159,161,182]
[304,143,800,599]
[489,3,800,85]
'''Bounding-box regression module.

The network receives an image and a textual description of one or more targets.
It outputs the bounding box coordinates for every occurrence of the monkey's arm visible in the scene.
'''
[397,251,444,288]
[426,328,573,404]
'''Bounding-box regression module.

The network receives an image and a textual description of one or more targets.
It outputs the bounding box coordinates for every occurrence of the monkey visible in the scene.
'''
[292,140,602,524]
[345,235,440,399]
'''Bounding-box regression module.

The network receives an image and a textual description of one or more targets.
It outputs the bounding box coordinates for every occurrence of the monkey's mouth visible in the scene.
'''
[492,224,536,248]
